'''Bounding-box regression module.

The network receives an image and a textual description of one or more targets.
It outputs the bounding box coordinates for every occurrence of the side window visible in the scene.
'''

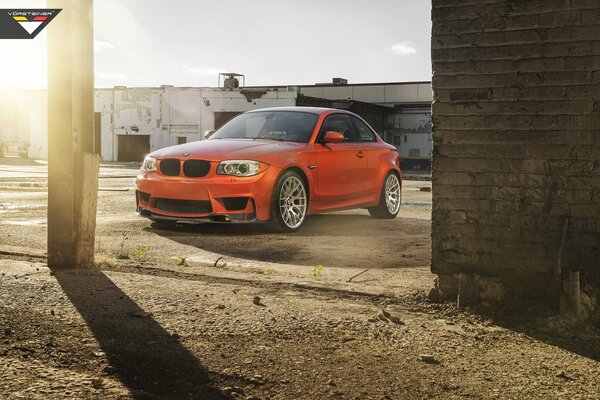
[352,117,376,142]
[319,114,357,143]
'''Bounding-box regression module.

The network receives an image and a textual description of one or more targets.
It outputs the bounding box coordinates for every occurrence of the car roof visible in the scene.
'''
[245,106,351,115]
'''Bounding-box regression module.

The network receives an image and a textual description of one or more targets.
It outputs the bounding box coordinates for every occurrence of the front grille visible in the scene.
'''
[222,197,249,211]
[159,159,180,176]
[155,198,213,215]
[183,160,211,177]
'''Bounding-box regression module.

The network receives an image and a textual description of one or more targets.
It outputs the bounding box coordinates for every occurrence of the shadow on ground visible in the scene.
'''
[472,301,600,362]
[53,269,226,399]
[145,213,430,268]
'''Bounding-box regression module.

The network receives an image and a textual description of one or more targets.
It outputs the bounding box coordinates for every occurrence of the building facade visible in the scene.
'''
[0,80,433,165]
[280,81,433,171]
[94,86,296,162]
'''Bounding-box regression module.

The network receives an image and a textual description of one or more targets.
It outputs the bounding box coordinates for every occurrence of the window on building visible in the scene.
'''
[393,135,402,146]
[351,116,376,142]
[409,148,421,158]
[177,137,187,145]
[404,135,408,143]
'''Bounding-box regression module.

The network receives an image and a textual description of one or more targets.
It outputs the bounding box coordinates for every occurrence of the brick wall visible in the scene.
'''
[431,0,600,299]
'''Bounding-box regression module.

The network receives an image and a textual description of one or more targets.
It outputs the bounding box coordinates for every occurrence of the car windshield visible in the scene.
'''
[210,111,319,143]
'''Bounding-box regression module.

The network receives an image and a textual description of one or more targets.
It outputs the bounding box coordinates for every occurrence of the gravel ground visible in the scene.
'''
[1,160,599,399]
[1,261,599,399]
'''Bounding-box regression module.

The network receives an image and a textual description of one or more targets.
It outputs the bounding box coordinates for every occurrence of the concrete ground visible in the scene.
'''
[1,158,599,399]
[0,158,433,284]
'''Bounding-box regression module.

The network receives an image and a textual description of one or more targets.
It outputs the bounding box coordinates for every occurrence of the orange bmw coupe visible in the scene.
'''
[136,107,402,232]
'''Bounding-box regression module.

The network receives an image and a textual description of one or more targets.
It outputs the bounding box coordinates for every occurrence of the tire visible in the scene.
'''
[368,171,401,219]
[269,170,308,233]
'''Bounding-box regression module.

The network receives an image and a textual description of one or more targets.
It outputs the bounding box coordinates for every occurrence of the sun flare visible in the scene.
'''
[0,36,47,90]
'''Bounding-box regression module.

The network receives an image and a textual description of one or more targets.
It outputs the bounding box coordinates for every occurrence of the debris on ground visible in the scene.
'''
[252,296,264,306]
[418,354,439,364]
[556,371,573,380]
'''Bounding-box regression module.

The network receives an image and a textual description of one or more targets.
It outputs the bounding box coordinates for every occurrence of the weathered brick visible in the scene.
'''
[434,71,593,89]
[434,86,575,102]
[431,26,600,50]
[432,0,600,299]
[433,100,588,115]
[434,114,600,131]
[437,143,593,160]
[434,130,595,145]
[432,40,596,62]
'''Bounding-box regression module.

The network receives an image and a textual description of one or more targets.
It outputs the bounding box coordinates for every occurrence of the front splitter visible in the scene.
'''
[137,207,259,224]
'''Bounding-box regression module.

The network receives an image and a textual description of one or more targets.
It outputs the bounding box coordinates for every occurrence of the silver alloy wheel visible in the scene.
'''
[279,176,307,229]
[385,174,401,214]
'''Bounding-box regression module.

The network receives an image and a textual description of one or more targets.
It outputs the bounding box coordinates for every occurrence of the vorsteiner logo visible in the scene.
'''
[0,9,61,39]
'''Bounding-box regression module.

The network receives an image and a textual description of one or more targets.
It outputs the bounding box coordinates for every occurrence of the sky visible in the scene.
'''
[0,0,432,89]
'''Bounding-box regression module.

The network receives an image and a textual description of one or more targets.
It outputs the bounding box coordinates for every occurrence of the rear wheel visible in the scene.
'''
[368,171,401,219]
[270,170,308,232]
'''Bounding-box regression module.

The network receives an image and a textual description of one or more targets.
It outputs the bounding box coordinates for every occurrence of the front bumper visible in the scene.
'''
[135,166,281,223]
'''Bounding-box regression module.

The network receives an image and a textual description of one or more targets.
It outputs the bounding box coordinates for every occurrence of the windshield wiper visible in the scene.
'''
[255,137,285,142]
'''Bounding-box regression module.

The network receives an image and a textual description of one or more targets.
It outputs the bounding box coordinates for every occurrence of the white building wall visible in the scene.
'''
[96,86,296,161]
[198,89,297,133]
[387,108,433,159]
[416,83,433,102]
[396,133,432,159]
[94,90,114,162]
[383,84,419,103]
[352,86,385,103]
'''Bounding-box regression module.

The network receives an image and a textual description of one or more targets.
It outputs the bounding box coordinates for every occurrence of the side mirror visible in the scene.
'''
[323,131,345,143]
[204,129,216,139]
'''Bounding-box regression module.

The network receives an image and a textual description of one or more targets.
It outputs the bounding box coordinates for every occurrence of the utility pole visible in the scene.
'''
[47,0,99,268]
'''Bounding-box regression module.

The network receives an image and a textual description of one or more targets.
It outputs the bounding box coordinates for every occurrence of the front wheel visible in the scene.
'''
[269,170,308,232]
[368,171,401,219]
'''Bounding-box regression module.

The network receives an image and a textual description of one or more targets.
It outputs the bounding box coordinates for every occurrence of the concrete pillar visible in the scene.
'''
[47,0,99,268]
[457,273,479,310]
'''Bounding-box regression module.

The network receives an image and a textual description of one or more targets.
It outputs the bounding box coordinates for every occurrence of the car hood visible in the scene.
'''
[150,139,308,163]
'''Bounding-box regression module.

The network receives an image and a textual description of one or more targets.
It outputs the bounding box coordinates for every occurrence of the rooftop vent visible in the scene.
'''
[219,73,245,90]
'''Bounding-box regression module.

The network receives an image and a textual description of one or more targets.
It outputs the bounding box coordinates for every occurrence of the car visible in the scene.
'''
[136,107,402,232]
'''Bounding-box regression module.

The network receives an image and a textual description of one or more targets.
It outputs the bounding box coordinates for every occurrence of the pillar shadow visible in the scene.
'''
[473,302,600,362]
[53,269,227,399]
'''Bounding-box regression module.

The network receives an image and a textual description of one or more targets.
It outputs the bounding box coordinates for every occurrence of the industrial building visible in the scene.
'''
[0,77,432,169]
[94,85,296,162]
[259,79,433,171]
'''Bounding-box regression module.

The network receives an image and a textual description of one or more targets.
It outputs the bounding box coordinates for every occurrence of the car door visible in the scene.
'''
[314,113,368,202]
[351,115,382,195]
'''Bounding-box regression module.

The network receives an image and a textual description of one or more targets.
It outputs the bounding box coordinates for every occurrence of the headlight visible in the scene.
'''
[217,160,268,177]
[142,156,157,172]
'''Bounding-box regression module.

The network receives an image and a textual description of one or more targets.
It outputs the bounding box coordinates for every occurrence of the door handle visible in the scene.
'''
[356,151,366,158]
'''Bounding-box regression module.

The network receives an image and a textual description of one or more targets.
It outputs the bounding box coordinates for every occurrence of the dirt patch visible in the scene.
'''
[0,173,432,270]
[1,260,599,399]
